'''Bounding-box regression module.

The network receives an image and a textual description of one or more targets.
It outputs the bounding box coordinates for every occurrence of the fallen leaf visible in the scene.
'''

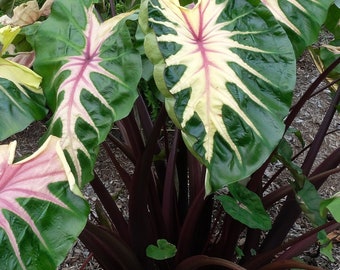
[40,0,54,16]
[11,0,40,26]
[327,230,340,243]
[0,15,12,25]
[9,51,36,67]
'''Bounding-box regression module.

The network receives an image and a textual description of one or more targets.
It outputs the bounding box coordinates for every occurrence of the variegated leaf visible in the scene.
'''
[0,26,47,140]
[33,0,142,187]
[309,43,340,92]
[0,136,89,270]
[261,0,334,56]
[309,4,340,92]
[145,0,295,193]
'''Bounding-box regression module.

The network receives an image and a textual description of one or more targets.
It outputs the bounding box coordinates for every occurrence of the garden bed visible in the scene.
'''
[5,50,339,270]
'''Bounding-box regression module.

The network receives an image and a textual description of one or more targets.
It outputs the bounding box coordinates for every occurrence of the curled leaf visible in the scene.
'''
[10,0,40,26]
[40,0,54,17]
[0,58,42,93]
[9,51,36,67]
[0,25,20,54]
[0,17,44,140]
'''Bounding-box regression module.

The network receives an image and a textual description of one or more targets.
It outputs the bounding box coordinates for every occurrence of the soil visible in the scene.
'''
[3,46,339,270]
[280,51,340,270]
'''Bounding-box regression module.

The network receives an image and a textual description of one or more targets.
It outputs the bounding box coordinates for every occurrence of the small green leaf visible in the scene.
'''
[276,139,296,167]
[318,230,335,262]
[276,140,328,227]
[320,192,340,222]
[309,39,340,92]
[275,139,305,188]
[216,183,271,230]
[146,239,177,260]
[295,180,326,227]
[287,127,305,148]
[235,246,244,259]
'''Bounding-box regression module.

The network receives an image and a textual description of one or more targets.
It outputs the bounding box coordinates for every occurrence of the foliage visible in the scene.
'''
[146,239,177,260]
[0,0,339,269]
[0,25,46,140]
[0,136,89,269]
[310,3,340,92]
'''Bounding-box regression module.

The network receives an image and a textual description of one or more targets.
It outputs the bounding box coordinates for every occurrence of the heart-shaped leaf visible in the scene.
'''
[144,0,295,193]
[33,0,142,187]
[309,44,340,92]
[295,180,326,227]
[0,136,89,270]
[146,239,177,260]
[320,192,340,222]
[216,183,271,230]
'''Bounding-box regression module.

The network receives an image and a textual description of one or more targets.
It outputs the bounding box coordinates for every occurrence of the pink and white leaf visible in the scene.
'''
[33,1,141,187]
[0,135,82,269]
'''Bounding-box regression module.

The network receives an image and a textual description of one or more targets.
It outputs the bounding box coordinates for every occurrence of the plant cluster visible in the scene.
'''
[0,0,339,269]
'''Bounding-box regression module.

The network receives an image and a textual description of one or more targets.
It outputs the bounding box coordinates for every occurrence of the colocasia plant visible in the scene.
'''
[0,0,339,269]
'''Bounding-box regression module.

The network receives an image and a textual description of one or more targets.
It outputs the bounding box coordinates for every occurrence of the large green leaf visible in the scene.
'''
[144,0,295,193]
[0,136,89,270]
[33,0,142,187]
[261,0,334,56]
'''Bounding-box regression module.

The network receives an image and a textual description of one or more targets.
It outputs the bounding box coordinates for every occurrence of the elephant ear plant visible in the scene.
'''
[141,0,295,194]
[0,0,338,269]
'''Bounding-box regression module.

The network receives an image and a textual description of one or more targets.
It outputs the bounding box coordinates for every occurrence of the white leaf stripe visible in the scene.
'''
[261,0,301,35]
[260,0,311,35]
